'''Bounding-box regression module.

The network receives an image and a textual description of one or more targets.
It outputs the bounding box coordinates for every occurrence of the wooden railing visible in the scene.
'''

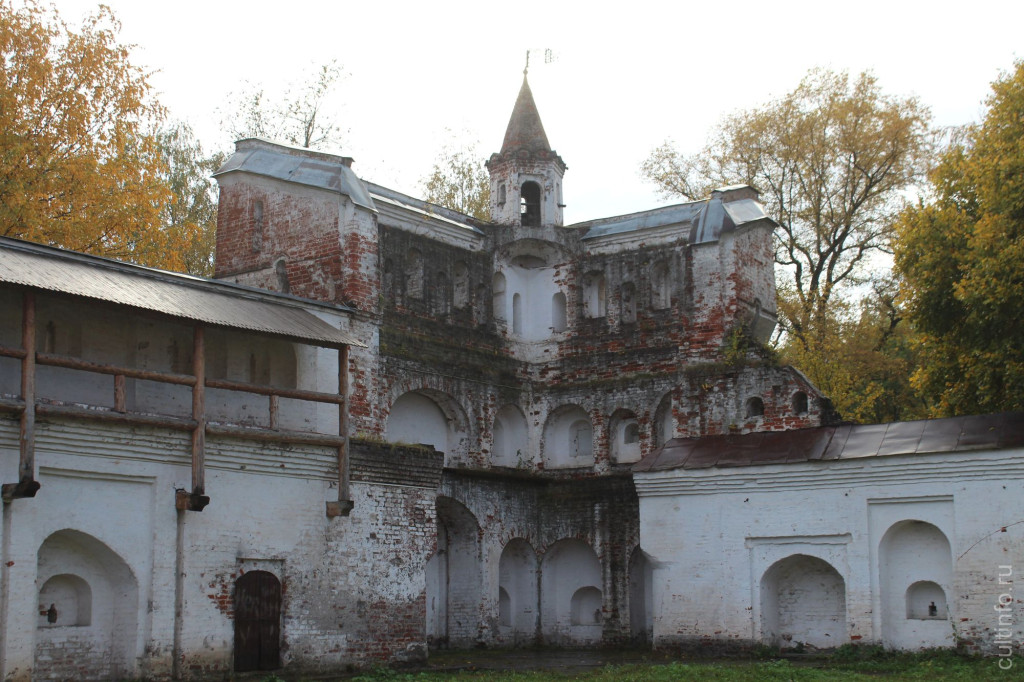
[0,291,353,516]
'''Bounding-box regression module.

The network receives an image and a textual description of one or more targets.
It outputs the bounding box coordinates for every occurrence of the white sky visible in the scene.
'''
[50,0,1024,224]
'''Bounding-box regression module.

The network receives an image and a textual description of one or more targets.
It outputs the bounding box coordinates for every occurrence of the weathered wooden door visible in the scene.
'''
[234,571,281,671]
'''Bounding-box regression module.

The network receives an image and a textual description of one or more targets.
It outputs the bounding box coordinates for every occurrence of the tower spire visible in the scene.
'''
[486,72,566,227]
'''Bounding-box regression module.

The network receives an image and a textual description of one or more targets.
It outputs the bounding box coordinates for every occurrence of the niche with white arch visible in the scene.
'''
[491,405,529,467]
[540,539,603,644]
[582,271,607,318]
[542,405,594,469]
[495,247,567,341]
[498,538,538,643]
[35,530,139,680]
[879,520,954,649]
[386,391,455,456]
[653,393,674,448]
[610,409,641,464]
[760,554,846,649]
[38,574,92,627]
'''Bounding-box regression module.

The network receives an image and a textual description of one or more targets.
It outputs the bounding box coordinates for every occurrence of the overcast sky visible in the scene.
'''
[50,0,1024,224]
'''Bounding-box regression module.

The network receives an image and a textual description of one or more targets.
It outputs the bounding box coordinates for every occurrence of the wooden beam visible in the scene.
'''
[184,324,209,512]
[3,292,39,502]
[205,378,344,405]
[36,352,196,386]
[327,345,353,518]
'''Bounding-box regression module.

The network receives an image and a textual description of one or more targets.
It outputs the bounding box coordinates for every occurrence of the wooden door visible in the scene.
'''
[234,571,281,671]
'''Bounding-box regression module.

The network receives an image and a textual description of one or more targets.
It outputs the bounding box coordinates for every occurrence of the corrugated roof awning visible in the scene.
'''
[0,238,365,349]
[635,412,1024,472]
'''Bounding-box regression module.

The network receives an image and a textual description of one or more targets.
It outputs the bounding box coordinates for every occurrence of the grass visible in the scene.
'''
[330,649,1024,682]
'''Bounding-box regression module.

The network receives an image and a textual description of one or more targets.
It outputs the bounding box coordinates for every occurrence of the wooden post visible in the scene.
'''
[114,374,127,412]
[327,345,352,517]
[3,291,40,501]
[269,395,279,430]
[177,325,209,511]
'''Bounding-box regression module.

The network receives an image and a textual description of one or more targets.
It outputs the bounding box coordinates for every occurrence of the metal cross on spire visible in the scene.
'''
[524,48,556,76]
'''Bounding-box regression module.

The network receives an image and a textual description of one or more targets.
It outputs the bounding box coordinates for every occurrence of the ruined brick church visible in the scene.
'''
[0,76,1021,680]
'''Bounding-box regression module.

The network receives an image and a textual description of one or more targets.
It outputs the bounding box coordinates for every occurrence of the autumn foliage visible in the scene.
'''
[0,0,198,270]
[895,61,1024,416]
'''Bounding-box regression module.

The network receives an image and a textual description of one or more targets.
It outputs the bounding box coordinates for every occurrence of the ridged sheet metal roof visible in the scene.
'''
[0,238,364,348]
[635,412,1024,472]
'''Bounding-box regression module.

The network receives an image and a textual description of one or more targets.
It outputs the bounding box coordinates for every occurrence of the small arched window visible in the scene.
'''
[651,261,670,309]
[745,397,765,419]
[252,200,264,252]
[520,181,541,226]
[493,273,507,323]
[406,249,424,299]
[552,292,567,332]
[583,272,607,318]
[498,183,507,206]
[453,262,470,309]
[274,259,290,294]
[792,391,809,415]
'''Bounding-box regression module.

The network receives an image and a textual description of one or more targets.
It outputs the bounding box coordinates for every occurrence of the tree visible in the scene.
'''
[0,0,194,270]
[220,61,346,150]
[642,69,932,351]
[156,122,224,277]
[421,140,491,221]
[895,61,1024,416]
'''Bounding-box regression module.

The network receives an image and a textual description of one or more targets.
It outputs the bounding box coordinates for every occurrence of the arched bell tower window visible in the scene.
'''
[520,182,541,226]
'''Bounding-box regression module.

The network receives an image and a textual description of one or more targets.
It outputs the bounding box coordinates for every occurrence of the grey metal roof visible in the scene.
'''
[578,203,702,240]
[634,412,1024,472]
[0,237,364,349]
[214,138,376,211]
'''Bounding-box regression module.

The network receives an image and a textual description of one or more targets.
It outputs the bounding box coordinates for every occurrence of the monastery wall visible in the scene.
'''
[635,449,1024,654]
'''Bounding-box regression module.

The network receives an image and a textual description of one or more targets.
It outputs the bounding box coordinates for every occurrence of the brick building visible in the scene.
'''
[0,76,1021,680]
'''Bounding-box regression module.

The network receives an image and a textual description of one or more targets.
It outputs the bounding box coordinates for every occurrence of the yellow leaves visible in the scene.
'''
[895,61,1024,416]
[0,0,187,271]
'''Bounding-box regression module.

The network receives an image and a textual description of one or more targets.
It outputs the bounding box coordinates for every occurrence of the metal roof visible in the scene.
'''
[634,412,1024,472]
[0,237,364,348]
[214,138,376,211]
[578,203,702,240]
[578,197,772,242]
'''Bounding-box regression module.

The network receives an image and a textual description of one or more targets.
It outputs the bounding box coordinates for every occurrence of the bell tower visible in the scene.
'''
[486,74,567,226]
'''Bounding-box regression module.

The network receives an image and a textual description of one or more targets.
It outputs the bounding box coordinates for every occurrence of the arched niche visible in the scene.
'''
[582,271,607,318]
[745,396,765,419]
[498,538,538,643]
[610,409,641,464]
[760,554,846,650]
[621,282,637,324]
[551,292,567,333]
[35,530,138,680]
[492,404,529,468]
[38,574,92,627]
[651,261,670,310]
[492,272,507,323]
[386,390,462,458]
[427,497,482,649]
[906,581,947,620]
[406,248,424,299]
[453,261,470,309]
[792,391,809,415]
[540,539,602,644]
[497,244,566,341]
[542,405,594,469]
[879,520,954,649]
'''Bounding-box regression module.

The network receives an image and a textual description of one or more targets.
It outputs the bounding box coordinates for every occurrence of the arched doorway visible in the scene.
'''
[426,497,482,649]
[234,571,282,672]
